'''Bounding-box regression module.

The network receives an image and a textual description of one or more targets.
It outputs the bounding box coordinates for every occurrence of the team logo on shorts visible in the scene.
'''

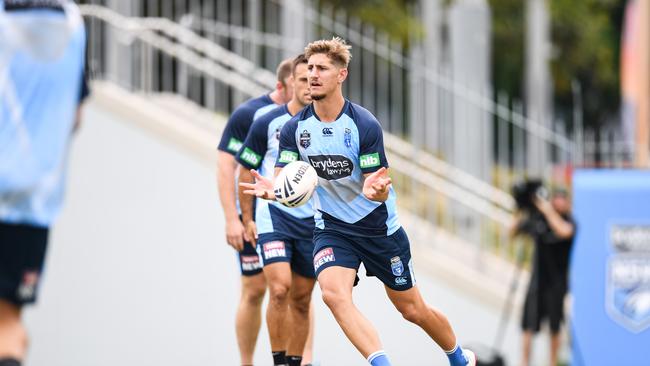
[17,270,39,301]
[391,256,404,276]
[241,255,262,271]
[314,248,335,271]
[606,224,650,333]
[263,241,287,260]
[300,130,311,148]
[344,128,352,147]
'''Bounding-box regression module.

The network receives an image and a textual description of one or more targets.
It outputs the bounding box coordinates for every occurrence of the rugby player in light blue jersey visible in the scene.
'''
[0,1,88,365]
[241,38,476,366]
[237,54,315,366]
[216,59,293,366]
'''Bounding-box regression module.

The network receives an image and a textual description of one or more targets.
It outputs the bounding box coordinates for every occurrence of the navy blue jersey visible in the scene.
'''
[217,94,277,155]
[217,94,277,213]
[236,105,314,240]
[276,101,399,237]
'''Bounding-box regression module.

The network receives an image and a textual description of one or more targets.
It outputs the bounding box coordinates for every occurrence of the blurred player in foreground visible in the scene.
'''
[0,1,88,365]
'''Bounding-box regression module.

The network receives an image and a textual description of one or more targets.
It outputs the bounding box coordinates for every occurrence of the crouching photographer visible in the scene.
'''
[510,181,576,366]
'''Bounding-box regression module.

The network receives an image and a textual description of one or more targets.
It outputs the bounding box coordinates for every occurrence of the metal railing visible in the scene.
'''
[78,1,629,263]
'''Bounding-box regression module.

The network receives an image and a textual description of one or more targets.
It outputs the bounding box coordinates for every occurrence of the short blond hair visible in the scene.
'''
[304,37,352,68]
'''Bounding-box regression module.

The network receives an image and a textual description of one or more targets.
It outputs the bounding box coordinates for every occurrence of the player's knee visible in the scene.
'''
[290,293,311,315]
[268,283,290,305]
[0,317,28,356]
[321,288,350,311]
[397,301,424,325]
[241,279,266,305]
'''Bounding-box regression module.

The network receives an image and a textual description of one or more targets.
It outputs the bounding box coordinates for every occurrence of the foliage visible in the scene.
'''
[318,0,423,43]
[489,0,625,128]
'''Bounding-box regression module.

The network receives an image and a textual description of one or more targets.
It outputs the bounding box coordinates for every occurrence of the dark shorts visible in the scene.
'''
[312,227,415,291]
[522,285,567,334]
[258,233,315,279]
[238,240,263,276]
[0,222,49,306]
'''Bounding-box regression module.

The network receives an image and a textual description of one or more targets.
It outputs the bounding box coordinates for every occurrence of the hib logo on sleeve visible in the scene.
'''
[263,241,286,260]
[314,248,335,271]
[360,153,380,169]
[227,138,243,153]
[240,147,261,167]
[606,224,650,333]
[279,150,298,164]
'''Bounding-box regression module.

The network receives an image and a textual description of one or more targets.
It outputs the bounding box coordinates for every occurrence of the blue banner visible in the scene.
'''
[571,170,650,365]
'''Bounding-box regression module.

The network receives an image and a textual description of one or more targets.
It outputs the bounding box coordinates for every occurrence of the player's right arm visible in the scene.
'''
[241,117,299,201]
[216,108,252,251]
[236,118,270,247]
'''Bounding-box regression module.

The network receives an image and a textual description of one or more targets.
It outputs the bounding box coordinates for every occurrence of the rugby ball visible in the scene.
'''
[274,161,318,208]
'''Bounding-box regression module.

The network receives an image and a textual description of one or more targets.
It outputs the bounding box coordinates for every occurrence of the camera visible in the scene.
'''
[511,179,548,212]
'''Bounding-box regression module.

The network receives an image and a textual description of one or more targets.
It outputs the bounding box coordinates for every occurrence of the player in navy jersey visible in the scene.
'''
[237,54,315,366]
[241,38,476,366]
[0,1,88,365]
[216,58,293,366]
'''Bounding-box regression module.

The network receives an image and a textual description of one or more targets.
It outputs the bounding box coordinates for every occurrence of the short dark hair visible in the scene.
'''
[292,54,308,75]
[276,58,293,84]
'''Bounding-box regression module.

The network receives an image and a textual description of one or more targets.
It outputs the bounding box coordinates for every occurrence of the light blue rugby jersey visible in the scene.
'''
[236,105,314,239]
[0,1,86,227]
[276,100,400,237]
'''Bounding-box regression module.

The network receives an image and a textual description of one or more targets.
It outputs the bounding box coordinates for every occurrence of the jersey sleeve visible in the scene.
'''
[217,106,252,155]
[275,118,300,168]
[235,118,269,170]
[358,119,389,174]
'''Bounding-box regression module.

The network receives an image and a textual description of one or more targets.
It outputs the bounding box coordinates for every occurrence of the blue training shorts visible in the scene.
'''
[312,227,416,291]
[258,232,316,279]
[238,240,263,276]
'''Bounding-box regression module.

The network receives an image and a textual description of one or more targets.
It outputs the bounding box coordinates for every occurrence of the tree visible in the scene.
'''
[489,0,625,129]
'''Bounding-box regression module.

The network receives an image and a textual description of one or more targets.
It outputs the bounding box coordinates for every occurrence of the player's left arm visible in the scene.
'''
[359,116,391,202]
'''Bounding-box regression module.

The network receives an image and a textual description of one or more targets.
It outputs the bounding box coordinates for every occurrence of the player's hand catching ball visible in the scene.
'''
[239,169,275,201]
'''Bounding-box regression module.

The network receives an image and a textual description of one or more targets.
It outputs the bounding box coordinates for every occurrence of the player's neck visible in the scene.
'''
[287,99,305,116]
[268,90,284,105]
[313,92,345,122]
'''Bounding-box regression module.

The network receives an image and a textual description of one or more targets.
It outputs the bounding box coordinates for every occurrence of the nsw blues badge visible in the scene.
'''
[344,128,352,147]
[606,224,650,333]
[300,130,311,148]
[390,256,404,276]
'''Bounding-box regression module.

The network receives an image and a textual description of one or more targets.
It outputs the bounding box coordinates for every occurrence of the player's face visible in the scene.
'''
[307,53,347,101]
[292,63,312,107]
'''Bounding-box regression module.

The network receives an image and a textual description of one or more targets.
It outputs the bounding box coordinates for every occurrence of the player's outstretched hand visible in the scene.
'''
[363,167,392,202]
[239,169,276,201]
